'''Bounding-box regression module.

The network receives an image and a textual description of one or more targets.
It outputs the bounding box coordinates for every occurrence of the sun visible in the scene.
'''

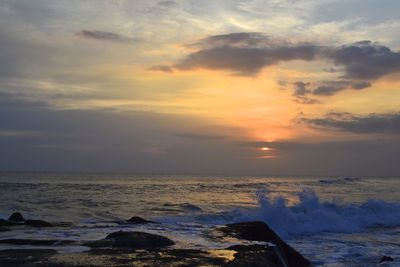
[260,147,270,151]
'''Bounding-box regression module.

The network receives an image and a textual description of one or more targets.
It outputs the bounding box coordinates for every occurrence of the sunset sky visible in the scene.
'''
[1,0,400,175]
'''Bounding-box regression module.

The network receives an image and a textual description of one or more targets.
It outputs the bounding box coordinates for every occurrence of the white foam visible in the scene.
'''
[235,189,400,238]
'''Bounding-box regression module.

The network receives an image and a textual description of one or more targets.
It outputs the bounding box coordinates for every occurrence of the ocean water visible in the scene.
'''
[0,172,399,266]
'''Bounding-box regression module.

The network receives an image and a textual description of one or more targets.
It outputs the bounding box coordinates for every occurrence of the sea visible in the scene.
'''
[0,172,399,266]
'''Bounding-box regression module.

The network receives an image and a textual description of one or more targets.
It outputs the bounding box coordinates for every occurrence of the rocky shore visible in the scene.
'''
[0,212,311,266]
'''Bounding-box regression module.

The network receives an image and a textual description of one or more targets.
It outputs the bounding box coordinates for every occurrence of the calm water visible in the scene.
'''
[0,172,399,266]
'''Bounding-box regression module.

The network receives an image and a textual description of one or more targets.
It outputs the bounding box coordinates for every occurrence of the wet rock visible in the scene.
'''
[86,231,175,249]
[126,216,155,224]
[220,221,310,267]
[24,219,53,227]
[0,239,76,246]
[8,212,24,222]
[225,244,283,267]
[0,219,20,227]
[379,255,394,263]
[0,249,57,266]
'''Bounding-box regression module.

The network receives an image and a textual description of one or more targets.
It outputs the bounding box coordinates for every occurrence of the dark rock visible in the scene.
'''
[0,227,10,232]
[126,216,155,224]
[0,249,57,266]
[220,221,310,267]
[225,244,283,267]
[86,231,175,249]
[0,239,76,246]
[24,219,53,227]
[8,212,24,222]
[379,256,394,263]
[0,219,20,227]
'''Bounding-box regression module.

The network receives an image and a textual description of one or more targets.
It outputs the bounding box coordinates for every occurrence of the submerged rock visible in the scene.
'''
[0,239,76,246]
[8,212,25,222]
[126,216,155,224]
[0,249,57,266]
[86,231,175,249]
[24,219,53,227]
[0,219,20,227]
[379,255,394,263]
[220,221,310,267]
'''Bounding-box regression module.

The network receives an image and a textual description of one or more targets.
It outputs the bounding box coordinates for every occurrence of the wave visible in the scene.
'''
[242,189,400,238]
[159,189,400,239]
[318,177,361,184]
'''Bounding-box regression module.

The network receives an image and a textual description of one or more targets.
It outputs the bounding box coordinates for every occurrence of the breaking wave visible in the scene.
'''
[241,189,400,238]
[160,189,400,239]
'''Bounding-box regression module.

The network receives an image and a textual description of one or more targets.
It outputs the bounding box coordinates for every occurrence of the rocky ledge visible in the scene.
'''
[0,212,313,266]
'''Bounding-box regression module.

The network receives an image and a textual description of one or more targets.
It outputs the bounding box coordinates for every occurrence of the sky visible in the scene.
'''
[0,0,400,176]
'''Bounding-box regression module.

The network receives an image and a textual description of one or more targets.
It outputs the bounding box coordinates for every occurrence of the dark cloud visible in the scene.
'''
[175,45,319,75]
[0,93,253,173]
[329,40,400,80]
[351,81,371,90]
[293,81,310,96]
[148,65,174,73]
[300,111,400,134]
[166,34,399,98]
[312,80,350,96]
[77,30,137,44]
[291,79,371,100]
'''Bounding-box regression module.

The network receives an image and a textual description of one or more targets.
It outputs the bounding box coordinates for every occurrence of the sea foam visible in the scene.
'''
[234,189,400,238]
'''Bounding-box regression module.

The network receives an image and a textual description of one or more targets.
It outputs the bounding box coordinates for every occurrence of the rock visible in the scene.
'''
[0,239,76,246]
[379,256,394,263]
[225,244,282,267]
[220,221,310,267]
[24,219,53,227]
[126,216,155,224]
[0,227,10,232]
[8,212,24,222]
[0,249,57,266]
[0,219,20,227]
[86,231,175,249]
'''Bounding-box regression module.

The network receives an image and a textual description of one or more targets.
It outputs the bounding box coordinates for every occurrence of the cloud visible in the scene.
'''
[157,1,178,8]
[300,111,400,134]
[291,79,372,100]
[329,40,400,80]
[148,65,174,73]
[165,34,399,98]
[174,33,319,75]
[77,30,137,44]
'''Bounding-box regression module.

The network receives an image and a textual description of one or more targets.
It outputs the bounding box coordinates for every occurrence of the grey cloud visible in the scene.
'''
[329,40,400,80]
[300,111,400,134]
[77,30,137,44]
[168,34,399,98]
[312,80,350,96]
[148,65,174,73]
[292,79,371,100]
[175,44,319,75]
[351,81,371,90]
[0,93,253,174]
[293,81,310,96]
[190,32,270,48]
